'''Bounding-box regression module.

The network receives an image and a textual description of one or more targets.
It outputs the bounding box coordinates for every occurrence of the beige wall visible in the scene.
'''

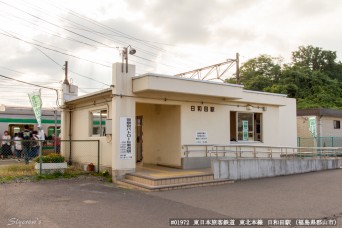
[320,116,342,137]
[297,116,314,139]
[278,98,297,147]
[136,103,181,166]
[181,104,229,147]
[63,102,113,170]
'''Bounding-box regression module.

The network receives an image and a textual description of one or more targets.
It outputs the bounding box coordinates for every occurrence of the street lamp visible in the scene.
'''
[122,45,136,73]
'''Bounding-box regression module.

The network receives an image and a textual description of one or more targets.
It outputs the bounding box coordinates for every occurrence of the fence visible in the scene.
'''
[298,137,342,147]
[183,144,342,159]
[0,139,100,175]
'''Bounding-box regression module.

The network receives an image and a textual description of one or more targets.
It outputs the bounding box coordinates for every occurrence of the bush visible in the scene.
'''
[35,153,65,163]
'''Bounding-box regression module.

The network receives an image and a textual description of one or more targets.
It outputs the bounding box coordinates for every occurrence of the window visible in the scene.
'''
[230,112,262,142]
[91,110,107,136]
[47,126,60,138]
[333,120,340,129]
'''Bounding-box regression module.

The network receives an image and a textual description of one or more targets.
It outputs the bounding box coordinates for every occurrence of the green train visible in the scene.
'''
[0,106,61,138]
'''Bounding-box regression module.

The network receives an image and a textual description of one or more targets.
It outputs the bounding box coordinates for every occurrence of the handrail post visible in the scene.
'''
[97,140,100,173]
[235,146,238,158]
[285,147,288,160]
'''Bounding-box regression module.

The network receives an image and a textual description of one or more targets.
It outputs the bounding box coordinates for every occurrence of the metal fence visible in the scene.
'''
[183,144,342,159]
[0,139,100,175]
[298,137,342,148]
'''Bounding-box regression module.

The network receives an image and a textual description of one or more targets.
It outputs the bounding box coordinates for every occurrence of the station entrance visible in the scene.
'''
[135,103,181,168]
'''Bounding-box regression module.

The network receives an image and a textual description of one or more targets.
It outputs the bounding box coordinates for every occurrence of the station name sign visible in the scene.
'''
[191,106,215,112]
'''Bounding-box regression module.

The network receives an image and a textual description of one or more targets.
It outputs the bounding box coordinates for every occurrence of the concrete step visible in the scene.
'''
[119,178,234,191]
[125,173,214,186]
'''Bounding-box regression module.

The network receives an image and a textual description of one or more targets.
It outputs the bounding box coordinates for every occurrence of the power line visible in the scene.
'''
[0,1,191,73]
[0,1,119,50]
[0,31,111,68]
[34,46,111,86]
[0,74,57,91]
[0,9,108,49]
[22,0,195,71]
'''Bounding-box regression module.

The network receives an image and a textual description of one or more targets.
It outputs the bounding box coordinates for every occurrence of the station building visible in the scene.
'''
[60,63,297,181]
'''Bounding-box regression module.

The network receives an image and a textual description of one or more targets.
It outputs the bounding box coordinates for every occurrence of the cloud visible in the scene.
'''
[131,0,255,44]
[286,0,342,17]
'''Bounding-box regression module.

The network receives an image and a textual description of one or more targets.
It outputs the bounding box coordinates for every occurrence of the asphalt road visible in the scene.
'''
[1,169,342,228]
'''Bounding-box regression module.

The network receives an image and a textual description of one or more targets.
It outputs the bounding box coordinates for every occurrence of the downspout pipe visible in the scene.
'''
[68,111,72,165]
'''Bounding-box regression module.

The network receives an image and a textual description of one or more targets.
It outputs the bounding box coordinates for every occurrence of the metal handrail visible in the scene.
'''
[183,144,342,159]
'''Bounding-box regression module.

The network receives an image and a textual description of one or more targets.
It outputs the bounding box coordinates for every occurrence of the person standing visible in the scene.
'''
[13,133,23,162]
[1,131,11,159]
[31,130,39,159]
[22,125,32,164]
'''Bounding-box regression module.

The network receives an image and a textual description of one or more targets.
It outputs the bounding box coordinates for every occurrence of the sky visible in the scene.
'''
[0,0,342,108]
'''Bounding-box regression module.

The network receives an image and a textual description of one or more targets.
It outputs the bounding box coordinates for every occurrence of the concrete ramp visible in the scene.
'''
[212,158,341,180]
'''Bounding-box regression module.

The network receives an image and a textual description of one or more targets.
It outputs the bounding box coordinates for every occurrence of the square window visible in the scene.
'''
[91,110,107,136]
[333,120,340,129]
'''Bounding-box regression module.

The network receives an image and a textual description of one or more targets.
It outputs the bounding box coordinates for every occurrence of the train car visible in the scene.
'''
[0,106,61,138]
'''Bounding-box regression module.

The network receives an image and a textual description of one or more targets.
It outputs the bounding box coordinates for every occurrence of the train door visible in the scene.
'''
[8,124,34,137]
[136,116,143,162]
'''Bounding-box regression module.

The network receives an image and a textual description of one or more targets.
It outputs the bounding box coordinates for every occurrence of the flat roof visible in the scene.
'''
[65,88,112,104]
[297,108,342,117]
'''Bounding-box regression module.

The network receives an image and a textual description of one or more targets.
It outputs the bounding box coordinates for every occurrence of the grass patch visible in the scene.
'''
[91,170,112,182]
[0,164,36,183]
[0,164,87,183]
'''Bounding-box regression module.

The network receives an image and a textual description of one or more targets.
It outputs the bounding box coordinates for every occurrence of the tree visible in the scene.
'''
[225,54,281,91]
[292,45,342,80]
[225,46,342,110]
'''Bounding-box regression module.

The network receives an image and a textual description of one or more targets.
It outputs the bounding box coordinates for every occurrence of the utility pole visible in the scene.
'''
[236,53,240,84]
[63,61,69,85]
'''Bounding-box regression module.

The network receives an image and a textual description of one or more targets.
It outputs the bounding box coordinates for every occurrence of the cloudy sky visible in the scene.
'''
[0,0,342,108]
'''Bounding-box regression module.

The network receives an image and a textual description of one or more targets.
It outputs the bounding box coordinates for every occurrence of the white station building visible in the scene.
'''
[60,63,297,181]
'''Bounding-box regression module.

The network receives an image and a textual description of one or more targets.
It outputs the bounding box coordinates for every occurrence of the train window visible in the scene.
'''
[91,110,107,137]
[47,126,60,138]
[9,124,34,137]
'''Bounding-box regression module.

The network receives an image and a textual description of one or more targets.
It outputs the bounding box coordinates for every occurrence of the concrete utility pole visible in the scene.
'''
[236,52,240,84]
[63,61,69,85]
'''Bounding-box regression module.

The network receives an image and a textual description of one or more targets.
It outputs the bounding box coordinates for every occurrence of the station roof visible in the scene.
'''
[297,108,342,117]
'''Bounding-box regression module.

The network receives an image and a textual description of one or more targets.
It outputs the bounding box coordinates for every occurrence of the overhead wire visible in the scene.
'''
[0,30,111,68]
[34,45,111,86]
[22,0,198,71]
[1,0,193,74]
[0,73,61,107]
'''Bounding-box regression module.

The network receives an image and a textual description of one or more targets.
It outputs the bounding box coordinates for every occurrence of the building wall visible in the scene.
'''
[63,102,112,170]
[320,116,342,137]
[136,103,181,166]
[297,115,342,147]
[181,104,229,148]
[278,98,297,147]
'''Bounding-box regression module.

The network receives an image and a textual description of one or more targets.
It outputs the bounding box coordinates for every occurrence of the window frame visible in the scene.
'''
[333,120,340,129]
[90,109,107,137]
[231,112,262,142]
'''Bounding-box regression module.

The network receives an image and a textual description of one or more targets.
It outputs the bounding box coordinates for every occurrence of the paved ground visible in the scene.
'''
[1,169,342,228]
[0,158,24,166]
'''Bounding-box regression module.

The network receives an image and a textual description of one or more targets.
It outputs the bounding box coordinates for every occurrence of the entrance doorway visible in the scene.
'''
[135,103,181,167]
[136,116,143,162]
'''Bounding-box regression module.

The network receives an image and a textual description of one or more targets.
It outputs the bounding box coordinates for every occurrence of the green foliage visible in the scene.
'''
[226,45,342,110]
[34,153,65,163]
